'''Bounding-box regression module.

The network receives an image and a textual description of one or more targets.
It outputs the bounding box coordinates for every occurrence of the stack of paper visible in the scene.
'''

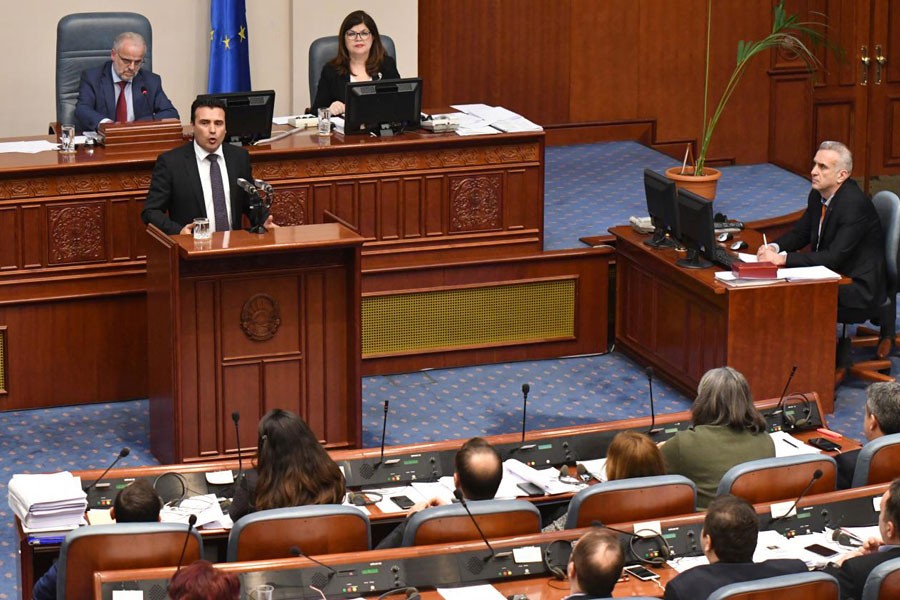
[8,472,87,531]
[503,458,586,495]
[449,104,543,136]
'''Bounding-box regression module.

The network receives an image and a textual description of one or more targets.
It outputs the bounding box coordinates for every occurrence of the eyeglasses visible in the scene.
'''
[115,55,144,67]
[345,30,371,40]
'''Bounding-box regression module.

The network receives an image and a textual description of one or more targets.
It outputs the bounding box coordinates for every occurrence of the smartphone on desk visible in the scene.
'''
[516,482,545,497]
[807,437,842,452]
[390,495,415,510]
[624,565,660,581]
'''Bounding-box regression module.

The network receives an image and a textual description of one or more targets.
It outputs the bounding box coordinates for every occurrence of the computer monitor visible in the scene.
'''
[202,90,275,145]
[344,77,422,136]
[674,187,717,269]
[643,169,678,248]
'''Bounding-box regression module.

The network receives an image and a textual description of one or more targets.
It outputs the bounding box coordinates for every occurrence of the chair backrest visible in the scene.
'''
[564,475,697,529]
[872,190,900,293]
[716,455,837,504]
[56,12,153,127]
[401,500,541,547]
[226,505,371,562]
[707,571,839,600]
[862,555,900,600]
[851,432,900,488]
[57,522,202,600]
[307,35,397,109]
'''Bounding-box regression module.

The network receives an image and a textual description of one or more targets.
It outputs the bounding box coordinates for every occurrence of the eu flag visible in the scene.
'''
[208,0,251,93]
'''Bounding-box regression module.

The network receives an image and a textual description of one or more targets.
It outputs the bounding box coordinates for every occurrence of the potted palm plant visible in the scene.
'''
[667,1,829,199]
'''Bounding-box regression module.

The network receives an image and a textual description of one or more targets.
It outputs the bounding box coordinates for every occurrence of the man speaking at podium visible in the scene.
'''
[74,32,179,132]
[141,96,272,236]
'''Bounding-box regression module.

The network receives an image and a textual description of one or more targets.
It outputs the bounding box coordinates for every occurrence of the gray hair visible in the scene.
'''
[818,141,853,173]
[113,32,147,53]
[866,382,900,435]
[691,367,767,433]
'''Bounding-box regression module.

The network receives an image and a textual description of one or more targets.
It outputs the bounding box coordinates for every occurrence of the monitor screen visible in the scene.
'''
[344,77,422,136]
[643,169,678,248]
[201,90,275,145]
[674,187,716,269]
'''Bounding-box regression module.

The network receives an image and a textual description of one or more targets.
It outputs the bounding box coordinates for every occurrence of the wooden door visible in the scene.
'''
[866,1,900,188]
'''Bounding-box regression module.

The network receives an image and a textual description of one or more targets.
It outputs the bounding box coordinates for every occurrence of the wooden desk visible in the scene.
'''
[610,226,840,412]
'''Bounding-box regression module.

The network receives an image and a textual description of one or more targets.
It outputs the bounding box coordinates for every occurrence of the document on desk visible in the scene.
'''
[411,480,456,505]
[365,485,429,513]
[668,555,709,573]
[578,457,608,482]
[777,266,842,281]
[160,493,227,528]
[503,459,585,494]
[0,140,61,154]
[438,584,506,600]
[770,431,822,457]
[714,271,781,287]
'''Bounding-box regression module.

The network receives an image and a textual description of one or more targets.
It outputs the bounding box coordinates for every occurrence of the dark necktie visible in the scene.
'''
[115,81,128,123]
[816,201,827,250]
[208,154,230,231]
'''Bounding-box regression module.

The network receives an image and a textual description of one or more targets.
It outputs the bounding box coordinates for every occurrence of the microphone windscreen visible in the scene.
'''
[290,545,302,557]
[645,366,654,378]
[812,469,823,480]
[120,447,130,458]
[231,411,240,423]
[522,383,530,394]
[187,514,198,527]
[453,488,463,501]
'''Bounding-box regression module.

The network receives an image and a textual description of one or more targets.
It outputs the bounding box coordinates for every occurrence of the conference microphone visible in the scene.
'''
[454,489,511,562]
[768,469,823,526]
[253,178,274,194]
[645,367,661,436]
[236,178,258,195]
[771,365,798,418]
[83,447,130,493]
[831,528,863,548]
[231,411,246,491]
[521,383,530,443]
[173,514,198,579]
[290,545,337,583]
[376,400,398,467]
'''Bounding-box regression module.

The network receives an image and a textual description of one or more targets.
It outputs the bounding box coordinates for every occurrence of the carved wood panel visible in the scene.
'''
[270,186,309,227]
[449,173,502,233]
[47,203,106,265]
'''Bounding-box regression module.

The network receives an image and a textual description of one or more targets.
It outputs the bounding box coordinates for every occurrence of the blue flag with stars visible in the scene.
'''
[208,0,251,93]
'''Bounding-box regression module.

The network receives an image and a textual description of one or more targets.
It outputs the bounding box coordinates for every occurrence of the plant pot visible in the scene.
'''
[664,166,722,200]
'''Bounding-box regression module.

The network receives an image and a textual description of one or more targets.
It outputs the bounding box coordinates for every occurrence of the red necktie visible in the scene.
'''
[115,81,128,123]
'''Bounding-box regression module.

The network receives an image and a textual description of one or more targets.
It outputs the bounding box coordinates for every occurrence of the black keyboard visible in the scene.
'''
[714,219,744,231]
[712,247,737,269]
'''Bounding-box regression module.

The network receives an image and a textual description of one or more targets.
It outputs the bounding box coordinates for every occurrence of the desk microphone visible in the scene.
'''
[454,489,510,562]
[231,411,246,490]
[376,400,398,467]
[173,514,198,578]
[831,529,864,548]
[236,178,258,195]
[768,469,823,526]
[83,447,130,493]
[645,367,661,435]
[770,365,798,419]
[290,545,337,585]
[520,383,530,443]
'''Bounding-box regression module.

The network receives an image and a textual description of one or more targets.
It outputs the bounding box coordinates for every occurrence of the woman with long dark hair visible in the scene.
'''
[229,409,345,521]
[312,10,400,115]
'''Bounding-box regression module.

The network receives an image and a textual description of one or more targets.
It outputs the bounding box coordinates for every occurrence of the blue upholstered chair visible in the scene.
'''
[861,555,900,600]
[564,475,697,529]
[706,571,839,600]
[716,454,837,504]
[850,432,900,488]
[401,499,540,547]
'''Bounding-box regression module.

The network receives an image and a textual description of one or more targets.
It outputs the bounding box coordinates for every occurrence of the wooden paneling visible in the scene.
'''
[769,74,814,174]
[868,0,900,174]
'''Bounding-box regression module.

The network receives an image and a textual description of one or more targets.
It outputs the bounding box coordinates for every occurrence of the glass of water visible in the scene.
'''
[60,124,76,153]
[256,584,274,600]
[317,108,331,136]
[192,218,211,240]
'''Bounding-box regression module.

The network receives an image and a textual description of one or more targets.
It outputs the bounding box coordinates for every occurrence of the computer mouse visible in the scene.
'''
[717,232,732,242]
[730,241,748,251]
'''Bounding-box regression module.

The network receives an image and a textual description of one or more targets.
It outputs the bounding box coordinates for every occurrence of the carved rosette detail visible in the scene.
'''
[57,176,113,195]
[364,154,418,172]
[0,179,50,199]
[118,174,153,190]
[240,294,282,341]
[449,174,502,232]
[48,204,105,264]
[484,144,539,163]
[270,188,307,226]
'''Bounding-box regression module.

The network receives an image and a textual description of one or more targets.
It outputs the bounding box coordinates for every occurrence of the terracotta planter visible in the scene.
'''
[665,166,722,200]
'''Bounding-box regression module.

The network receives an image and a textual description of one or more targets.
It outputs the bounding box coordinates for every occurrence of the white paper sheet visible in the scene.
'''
[437,584,507,600]
[770,431,822,457]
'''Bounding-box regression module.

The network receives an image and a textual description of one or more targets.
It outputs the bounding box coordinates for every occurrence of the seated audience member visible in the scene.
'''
[564,528,626,599]
[311,10,400,115]
[544,430,666,531]
[375,436,503,549]
[167,560,240,600]
[824,477,900,600]
[32,479,163,600]
[664,494,807,600]
[74,31,179,132]
[836,381,900,489]
[660,367,774,508]
[229,409,345,521]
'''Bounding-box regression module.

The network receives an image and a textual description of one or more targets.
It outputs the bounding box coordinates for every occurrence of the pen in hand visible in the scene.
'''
[763,233,768,248]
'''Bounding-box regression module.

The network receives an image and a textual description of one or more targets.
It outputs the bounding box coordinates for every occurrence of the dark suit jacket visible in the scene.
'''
[141,142,254,235]
[836,448,861,490]
[773,178,885,314]
[74,61,179,132]
[663,559,808,600]
[311,54,400,111]
[824,546,900,600]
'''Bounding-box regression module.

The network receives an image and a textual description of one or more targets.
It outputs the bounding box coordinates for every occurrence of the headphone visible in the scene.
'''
[628,527,671,567]
[377,587,420,600]
[544,538,571,580]
[346,491,383,506]
[781,392,813,431]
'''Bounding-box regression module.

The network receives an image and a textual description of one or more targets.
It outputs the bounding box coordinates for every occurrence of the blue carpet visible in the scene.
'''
[0,141,880,599]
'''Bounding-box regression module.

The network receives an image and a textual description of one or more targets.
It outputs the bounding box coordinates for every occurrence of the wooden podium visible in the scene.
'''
[145,223,365,463]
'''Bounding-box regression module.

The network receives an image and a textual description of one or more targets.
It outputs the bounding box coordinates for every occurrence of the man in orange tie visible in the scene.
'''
[74,32,179,132]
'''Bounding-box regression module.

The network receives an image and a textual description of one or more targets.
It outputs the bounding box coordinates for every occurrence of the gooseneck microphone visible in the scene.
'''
[232,411,246,490]
[521,383,530,443]
[83,447,130,493]
[768,469,823,526]
[771,365,798,417]
[646,367,661,435]
[290,545,337,582]
[173,514,198,578]
[376,400,398,467]
[454,489,510,562]
[236,178,258,195]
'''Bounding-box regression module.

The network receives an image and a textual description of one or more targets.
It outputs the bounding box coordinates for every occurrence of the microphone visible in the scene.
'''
[290,545,337,582]
[768,469,823,525]
[646,367,661,435]
[454,489,511,562]
[236,178,258,195]
[83,447,130,493]
[173,514,198,578]
[771,365,798,418]
[831,529,863,548]
[231,411,246,490]
[253,178,274,193]
[520,383,530,443]
[376,400,398,467]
